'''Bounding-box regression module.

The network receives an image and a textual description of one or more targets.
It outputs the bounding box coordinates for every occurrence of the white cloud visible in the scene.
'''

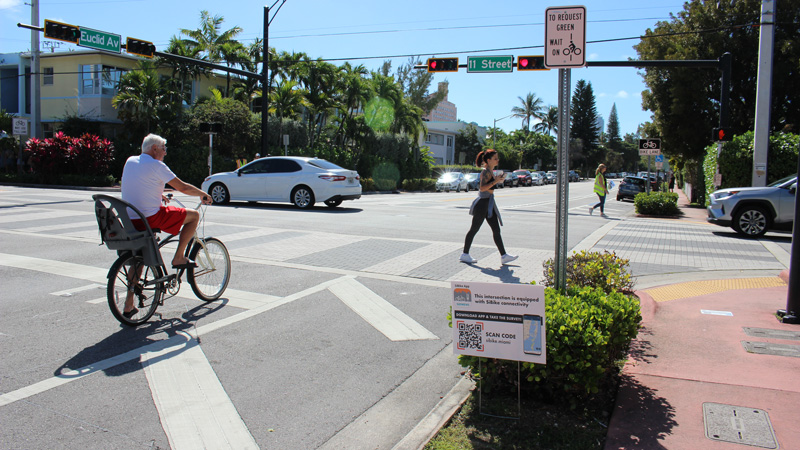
[588,52,600,61]
[597,92,608,98]
[616,91,630,99]
[0,0,23,9]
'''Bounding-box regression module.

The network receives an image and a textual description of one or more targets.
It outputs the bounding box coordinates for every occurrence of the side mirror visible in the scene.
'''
[237,170,242,177]
[790,184,796,194]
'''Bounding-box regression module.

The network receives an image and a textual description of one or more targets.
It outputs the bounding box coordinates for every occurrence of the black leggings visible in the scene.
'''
[592,193,606,213]
[463,210,506,255]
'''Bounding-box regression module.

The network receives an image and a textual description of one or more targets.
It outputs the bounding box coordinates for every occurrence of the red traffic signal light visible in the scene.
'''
[427,57,459,73]
[126,37,155,58]
[517,55,547,71]
[712,127,733,141]
[44,19,80,44]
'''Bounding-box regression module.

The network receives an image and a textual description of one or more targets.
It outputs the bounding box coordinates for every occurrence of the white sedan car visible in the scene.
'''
[436,172,469,192]
[201,156,361,209]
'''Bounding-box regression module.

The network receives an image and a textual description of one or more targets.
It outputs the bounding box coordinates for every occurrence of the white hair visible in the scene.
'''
[141,134,166,154]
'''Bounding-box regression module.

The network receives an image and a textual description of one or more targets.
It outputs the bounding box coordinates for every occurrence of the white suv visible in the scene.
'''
[707,175,797,237]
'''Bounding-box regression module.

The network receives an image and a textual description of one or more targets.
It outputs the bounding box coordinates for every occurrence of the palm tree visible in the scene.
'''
[297,58,338,148]
[180,10,242,64]
[269,80,307,146]
[158,36,208,107]
[112,61,178,134]
[534,105,559,136]
[511,92,545,134]
[333,63,370,147]
[219,40,248,97]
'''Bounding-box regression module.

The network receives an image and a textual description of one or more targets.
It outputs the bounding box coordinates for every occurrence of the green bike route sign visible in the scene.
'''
[467,55,514,73]
[79,28,121,53]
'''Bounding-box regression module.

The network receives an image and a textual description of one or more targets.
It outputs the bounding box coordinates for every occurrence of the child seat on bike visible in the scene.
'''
[92,194,165,267]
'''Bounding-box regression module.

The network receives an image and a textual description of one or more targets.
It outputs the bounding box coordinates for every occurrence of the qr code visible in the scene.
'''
[457,321,483,351]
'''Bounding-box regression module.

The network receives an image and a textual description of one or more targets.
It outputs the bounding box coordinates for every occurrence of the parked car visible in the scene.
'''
[465,172,481,191]
[202,156,361,209]
[707,175,797,237]
[568,170,580,182]
[503,170,519,187]
[436,172,469,192]
[514,170,533,186]
[530,172,544,186]
[545,171,557,184]
[616,176,647,201]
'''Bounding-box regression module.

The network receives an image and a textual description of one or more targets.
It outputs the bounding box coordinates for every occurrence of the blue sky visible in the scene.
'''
[1,0,687,136]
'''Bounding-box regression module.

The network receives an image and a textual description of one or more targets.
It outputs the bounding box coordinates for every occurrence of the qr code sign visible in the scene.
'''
[457,321,483,351]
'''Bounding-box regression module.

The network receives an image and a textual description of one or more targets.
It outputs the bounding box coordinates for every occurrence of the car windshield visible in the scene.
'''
[307,159,345,170]
[768,175,797,188]
[514,170,527,175]
[465,173,479,180]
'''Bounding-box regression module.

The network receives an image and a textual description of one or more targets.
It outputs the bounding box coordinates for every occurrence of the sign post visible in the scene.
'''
[12,118,28,136]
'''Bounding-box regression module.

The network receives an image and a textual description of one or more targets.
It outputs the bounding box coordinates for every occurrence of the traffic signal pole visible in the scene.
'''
[262,5,269,157]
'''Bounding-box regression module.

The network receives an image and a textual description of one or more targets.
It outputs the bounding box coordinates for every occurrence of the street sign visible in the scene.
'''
[638,138,662,155]
[545,6,587,68]
[466,55,514,73]
[655,154,664,163]
[12,118,28,136]
[79,27,121,53]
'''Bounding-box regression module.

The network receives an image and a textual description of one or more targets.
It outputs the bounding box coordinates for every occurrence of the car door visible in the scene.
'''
[777,182,797,224]
[264,158,303,201]
[233,160,271,199]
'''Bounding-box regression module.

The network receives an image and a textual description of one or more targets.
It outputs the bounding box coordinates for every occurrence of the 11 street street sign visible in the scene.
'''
[79,28,121,53]
[467,55,514,73]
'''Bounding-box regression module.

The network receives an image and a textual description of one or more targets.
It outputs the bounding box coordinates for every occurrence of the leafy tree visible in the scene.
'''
[634,0,800,162]
[456,123,484,167]
[180,10,243,64]
[606,103,622,152]
[570,79,601,171]
[112,61,180,135]
[158,36,208,108]
[394,57,445,115]
[535,105,558,136]
[269,80,307,147]
[511,92,545,133]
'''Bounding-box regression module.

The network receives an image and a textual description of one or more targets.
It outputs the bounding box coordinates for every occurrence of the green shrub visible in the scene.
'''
[542,250,635,295]
[634,191,679,216]
[459,286,641,399]
[401,178,436,191]
[360,177,375,192]
[25,132,115,184]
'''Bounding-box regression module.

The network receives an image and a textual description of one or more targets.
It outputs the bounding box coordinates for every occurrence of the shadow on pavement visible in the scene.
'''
[606,373,677,450]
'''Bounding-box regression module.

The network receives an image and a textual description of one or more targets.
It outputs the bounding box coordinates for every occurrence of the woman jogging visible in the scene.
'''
[589,163,609,217]
[460,149,518,266]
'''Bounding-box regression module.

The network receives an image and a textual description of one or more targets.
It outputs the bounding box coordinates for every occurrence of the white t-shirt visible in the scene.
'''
[121,153,177,218]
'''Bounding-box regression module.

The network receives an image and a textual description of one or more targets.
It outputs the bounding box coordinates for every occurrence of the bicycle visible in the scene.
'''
[93,194,231,327]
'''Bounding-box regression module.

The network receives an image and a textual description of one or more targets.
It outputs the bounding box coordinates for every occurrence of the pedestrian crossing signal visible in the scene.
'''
[43,19,80,44]
[427,58,459,73]
[126,37,155,58]
[712,127,733,141]
[517,56,547,71]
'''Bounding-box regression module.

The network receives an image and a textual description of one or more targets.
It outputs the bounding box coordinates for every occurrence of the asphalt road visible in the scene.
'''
[0,181,637,450]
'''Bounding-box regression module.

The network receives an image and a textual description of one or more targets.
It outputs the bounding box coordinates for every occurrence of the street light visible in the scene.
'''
[492,114,514,148]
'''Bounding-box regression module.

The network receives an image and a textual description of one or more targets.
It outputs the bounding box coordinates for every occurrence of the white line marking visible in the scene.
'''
[0,209,87,224]
[50,283,103,297]
[0,253,107,283]
[86,297,106,304]
[328,277,437,341]
[26,220,97,233]
[142,332,258,450]
[760,239,791,268]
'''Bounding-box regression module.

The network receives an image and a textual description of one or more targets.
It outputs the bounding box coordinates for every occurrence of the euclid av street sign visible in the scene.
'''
[467,55,514,73]
[79,28,121,53]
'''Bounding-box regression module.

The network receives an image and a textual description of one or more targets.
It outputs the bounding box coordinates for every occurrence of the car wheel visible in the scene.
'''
[291,186,315,209]
[324,199,343,208]
[733,206,769,237]
[209,183,230,205]
[616,195,621,201]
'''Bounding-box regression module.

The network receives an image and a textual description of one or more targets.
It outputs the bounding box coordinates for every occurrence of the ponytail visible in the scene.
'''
[476,149,497,167]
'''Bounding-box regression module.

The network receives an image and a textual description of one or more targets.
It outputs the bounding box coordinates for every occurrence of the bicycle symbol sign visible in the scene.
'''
[638,138,662,155]
[545,6,587,68]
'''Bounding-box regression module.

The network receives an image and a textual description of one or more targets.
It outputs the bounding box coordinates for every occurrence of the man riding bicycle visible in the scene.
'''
[120,134,212,316]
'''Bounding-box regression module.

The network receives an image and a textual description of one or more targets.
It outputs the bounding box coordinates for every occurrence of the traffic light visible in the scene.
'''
[43,19,80,44]
[426,57,459,73]
[712,127,733,141]
[126,37,155,58]
[516,55,547,71]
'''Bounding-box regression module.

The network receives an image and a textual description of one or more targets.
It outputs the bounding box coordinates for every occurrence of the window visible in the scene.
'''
[446,136,453,148]
[80,64,126,95]
[267,159,302,173]
[43,67,54,85]
[426,133,444,145]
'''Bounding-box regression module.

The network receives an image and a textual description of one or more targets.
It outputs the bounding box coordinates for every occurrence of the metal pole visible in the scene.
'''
[493,118,497,148]
[780,142,800,324]
[554,68,571,292]
[752,0,774,187]
[261,6,269,157]
[30,0,41,139]
[208,133,213,176]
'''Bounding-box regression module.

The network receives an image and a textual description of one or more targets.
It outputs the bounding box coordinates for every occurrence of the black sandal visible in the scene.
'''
[122,308,139,319]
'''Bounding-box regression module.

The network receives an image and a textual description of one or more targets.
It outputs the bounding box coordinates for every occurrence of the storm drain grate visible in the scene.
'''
[743,327,800,341]
[742,341,800,358]
[703,403,777,448]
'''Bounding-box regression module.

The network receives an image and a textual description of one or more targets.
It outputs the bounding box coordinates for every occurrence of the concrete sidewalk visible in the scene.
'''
[605,188,800,450]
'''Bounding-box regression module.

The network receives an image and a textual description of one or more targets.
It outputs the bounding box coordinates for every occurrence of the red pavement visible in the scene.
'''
[605,188,800,450]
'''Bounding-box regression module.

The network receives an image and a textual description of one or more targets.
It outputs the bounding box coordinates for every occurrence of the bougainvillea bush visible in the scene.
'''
[26,132,114,183]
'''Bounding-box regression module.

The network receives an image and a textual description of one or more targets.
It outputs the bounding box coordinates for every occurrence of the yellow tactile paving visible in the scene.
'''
[643,277,787,302]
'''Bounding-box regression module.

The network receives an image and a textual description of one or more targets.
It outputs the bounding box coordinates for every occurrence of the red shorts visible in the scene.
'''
[132,205,187,236]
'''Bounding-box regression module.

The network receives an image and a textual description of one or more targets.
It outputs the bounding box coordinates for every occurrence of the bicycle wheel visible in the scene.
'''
[107,253,163,326]
[188,237,231,301]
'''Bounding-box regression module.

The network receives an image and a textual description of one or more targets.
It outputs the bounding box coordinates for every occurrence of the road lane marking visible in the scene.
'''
[26,220,97,233]
[328,276,437,341]
[0,209,88,224]
[142,331,258,450]
[50,283,103,297]
[0,253,107,283]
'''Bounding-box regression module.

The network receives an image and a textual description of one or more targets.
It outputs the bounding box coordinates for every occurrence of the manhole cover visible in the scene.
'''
[703,403,777,448]
[742,341,800,358]
[743,327,800,341]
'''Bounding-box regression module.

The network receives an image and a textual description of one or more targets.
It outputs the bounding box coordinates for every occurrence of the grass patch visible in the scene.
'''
[425,377,616,450]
